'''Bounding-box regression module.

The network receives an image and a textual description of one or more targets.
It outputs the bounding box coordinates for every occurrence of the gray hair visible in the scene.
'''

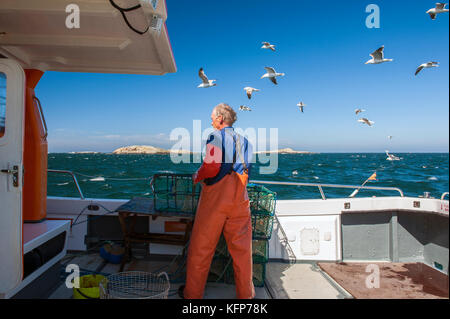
[213,103,237,125]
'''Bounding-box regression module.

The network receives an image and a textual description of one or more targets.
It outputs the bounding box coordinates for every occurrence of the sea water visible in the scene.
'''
[48,153,449,200]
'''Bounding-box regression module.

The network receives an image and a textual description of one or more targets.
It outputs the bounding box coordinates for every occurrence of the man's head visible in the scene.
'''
[211,103,237,130]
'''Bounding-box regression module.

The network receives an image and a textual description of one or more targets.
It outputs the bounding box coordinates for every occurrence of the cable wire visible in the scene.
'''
[109,0,150,35]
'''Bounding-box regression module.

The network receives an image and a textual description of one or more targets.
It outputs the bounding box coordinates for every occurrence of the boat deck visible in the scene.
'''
[48,251,448,299]
[318,262,449,299]
[50,252,274,299]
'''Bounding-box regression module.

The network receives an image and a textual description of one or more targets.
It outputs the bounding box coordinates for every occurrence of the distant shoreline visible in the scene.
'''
[48,146,449,154]
[49,151,449,154]
[60,145,316,155]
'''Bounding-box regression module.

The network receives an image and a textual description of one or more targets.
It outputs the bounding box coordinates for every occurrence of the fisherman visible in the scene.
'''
[179,103,255,299]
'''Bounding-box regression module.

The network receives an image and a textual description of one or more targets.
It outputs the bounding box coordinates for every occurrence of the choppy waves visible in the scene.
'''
[48,153,449,200]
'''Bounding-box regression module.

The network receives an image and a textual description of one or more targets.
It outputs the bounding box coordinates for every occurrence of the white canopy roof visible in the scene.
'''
[0,0,176,75]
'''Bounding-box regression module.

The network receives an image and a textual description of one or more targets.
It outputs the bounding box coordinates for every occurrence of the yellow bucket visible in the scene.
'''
[73,274,106,299]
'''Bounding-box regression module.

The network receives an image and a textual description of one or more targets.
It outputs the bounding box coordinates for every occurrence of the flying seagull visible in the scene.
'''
[355,108,366,115]
[243,87,260,99]
[239,105,252,111]
[297,102,306,113]
[261,42,275,51]
[388,135,393,140]
[365,45,393,64]
[197,68,216,88]
[358,118,375,126]
[426,3,449,20]
[415,61,439,76]
[261,67,285,85]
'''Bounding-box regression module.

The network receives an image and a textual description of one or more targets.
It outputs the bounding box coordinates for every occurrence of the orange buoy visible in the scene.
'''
[23,69,47,223]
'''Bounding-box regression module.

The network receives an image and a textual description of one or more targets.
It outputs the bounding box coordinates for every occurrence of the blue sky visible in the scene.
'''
[37,0,449,153]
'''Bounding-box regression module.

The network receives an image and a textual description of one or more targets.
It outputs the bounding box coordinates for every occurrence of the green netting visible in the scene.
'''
[152,177,277,219]
[251,212,274,240]
[207,257,232,283]
[214,235,269,263]
[247,184,277,215]
[207,257,267,288]
[250,262,266,288]
[214,235,229,258]
[151,173,200,214]
[252,240,269,263]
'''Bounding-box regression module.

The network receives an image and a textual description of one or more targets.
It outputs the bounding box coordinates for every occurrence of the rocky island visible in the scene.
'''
[112,146,313,155]
[112,145,193,154]
[254,148,314,154]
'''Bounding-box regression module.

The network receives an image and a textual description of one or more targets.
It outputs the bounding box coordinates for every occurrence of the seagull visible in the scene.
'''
[355,108,366,115]
[427,3,449,20]
[415,61,439,76]
[261,42,275,51]
[365,46,393,64]
[388,135,393,140]
[239,105,252,111]
[243,87,260,99]
[261,67,285,85]
[197,68,216,88]
[358,118,375,126]
[297,102,306,113]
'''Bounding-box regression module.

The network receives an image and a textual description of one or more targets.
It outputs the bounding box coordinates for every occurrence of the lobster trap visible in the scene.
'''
[214,235,269,264]
[208,257,267,288]
[247,183,277,214]
[151,173,200,214]
[251,212,274,240]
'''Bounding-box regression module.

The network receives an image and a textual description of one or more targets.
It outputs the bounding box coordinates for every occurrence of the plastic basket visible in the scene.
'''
[99,271,170,299]
[99,243,125,264]
[247,184,277,215]
[151,173,200,214]
[73,274,106,299]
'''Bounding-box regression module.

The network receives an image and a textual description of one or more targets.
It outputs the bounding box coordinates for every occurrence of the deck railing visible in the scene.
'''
[46,172,414,201]
[249,180,404,200]
[47,169,85,199]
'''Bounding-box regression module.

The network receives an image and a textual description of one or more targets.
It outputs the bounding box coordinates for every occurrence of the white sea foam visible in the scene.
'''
[428,176,438,181]
[90,177,105,182]
[57,182,69,186]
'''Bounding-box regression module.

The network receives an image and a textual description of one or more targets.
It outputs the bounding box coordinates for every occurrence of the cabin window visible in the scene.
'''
[0,72,5,138]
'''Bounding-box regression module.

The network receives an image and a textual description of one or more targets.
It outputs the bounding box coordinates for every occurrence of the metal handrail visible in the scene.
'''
[47,169,84,199]
[249,180,404,200]
[33,96,48,139]
[442,192,449,200]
